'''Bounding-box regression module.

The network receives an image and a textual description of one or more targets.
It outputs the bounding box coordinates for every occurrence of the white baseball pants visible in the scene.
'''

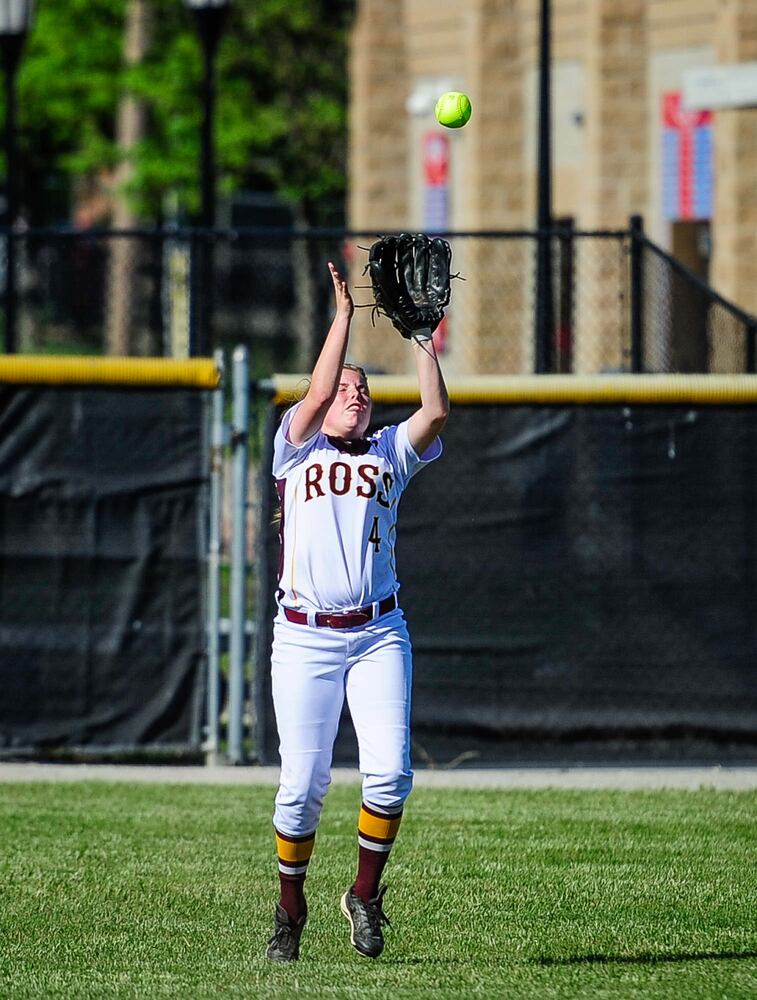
[271,607,414,837]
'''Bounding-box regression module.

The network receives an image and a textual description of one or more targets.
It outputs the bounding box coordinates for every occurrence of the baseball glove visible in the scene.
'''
[367,233,452,340]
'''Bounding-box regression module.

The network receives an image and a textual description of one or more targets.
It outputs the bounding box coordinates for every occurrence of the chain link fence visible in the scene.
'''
[638,235,757,374]
[3,225,755,376]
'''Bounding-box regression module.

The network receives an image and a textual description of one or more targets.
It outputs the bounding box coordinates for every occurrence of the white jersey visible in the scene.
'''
[272,403,442,612]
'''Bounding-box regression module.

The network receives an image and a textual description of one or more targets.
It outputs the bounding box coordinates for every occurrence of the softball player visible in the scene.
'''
[266,262,449,961]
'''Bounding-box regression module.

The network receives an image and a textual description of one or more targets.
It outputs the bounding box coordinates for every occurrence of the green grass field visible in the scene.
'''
[0,782,755,999]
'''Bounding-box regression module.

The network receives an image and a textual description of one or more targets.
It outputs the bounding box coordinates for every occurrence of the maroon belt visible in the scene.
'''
[283,594,398,629]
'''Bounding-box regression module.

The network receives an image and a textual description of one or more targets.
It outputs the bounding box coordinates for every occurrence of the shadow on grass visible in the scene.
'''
[534,950,757,967]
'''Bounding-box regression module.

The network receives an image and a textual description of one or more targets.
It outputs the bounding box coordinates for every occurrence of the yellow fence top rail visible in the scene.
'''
[0,355,220,389]
[270,373,757,406]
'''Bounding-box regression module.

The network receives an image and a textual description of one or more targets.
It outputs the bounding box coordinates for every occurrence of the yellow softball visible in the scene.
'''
[434,91,472,129]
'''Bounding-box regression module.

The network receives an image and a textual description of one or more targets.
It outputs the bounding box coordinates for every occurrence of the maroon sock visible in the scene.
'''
[354,844,391,903]
[278,872,307,922]
[353,802,403,903]
[275,827,315,922]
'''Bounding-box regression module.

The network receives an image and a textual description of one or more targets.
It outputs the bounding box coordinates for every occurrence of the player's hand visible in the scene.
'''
[329,261,354,319]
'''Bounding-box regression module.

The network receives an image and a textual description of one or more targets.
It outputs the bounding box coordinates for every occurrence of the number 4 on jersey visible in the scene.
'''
[369,516,382,553]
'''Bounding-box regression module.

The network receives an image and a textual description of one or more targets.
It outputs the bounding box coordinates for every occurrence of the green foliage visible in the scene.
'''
[1,782,756,998]
[16,0,125,221]
[13,0,353,225]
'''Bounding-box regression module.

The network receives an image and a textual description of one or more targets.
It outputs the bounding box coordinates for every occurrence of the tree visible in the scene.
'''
[18,0,125,224]
[14,0,353,226]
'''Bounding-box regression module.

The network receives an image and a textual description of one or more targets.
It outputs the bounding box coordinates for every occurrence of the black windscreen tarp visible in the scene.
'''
[0,387,208,752]
[257,402,757,765]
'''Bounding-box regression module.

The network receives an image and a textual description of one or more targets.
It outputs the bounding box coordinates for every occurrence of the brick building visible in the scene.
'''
[347,0,757,375]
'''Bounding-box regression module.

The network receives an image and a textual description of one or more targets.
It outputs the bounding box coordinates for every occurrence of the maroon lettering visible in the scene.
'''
[304,461,393,504]
[304,463,325,501]
[329,462,352,496]
[356,463,379,498]
[377,471,394,508]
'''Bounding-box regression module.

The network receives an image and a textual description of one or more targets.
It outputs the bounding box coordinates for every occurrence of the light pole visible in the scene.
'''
[185,0,230,356]
[0,0,33,353]
[534,0,554,373]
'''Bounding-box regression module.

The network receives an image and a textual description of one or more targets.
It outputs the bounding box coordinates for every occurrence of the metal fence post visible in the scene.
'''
[249,390,276,763]
[746,322,757,374]
[630,214,644,373]
[228,346,249,764]
[204,349,225,764]
[188,231,199,357]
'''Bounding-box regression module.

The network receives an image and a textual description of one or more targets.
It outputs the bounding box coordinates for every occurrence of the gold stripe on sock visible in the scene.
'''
[358,807,402,842]
[275,832,315,864]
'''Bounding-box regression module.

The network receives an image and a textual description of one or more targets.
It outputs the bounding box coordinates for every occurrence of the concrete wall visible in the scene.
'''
[348,0,757,373]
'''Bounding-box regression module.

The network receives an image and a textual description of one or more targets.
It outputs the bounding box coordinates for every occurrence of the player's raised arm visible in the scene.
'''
[287,262,355,446]
[407,333,449,455]
[366,233,451,455]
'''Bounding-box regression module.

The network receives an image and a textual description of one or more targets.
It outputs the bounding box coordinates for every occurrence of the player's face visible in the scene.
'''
[322,369,372,439]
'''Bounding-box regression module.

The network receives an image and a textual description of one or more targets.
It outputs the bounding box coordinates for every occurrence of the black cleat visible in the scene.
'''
[340,884,390,958]
[266,902,307,962]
